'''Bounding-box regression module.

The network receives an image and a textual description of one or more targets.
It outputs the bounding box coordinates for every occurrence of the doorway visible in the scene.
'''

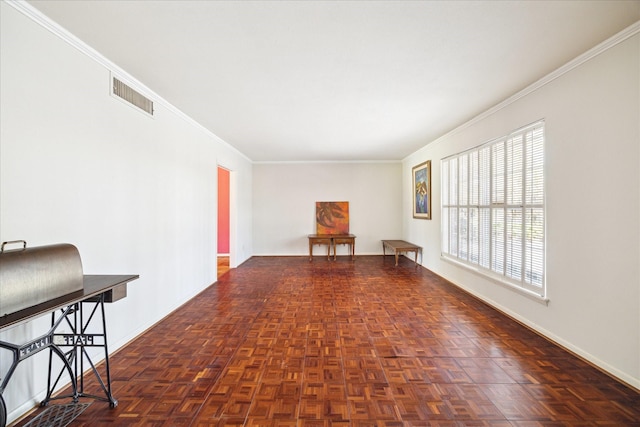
[217,166,230,277]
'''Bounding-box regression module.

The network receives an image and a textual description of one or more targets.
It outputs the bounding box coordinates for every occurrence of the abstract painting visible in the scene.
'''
[316,201,349,234]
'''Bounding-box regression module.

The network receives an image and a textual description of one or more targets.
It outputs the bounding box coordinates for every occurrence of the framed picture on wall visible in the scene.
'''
[412,160,431,219]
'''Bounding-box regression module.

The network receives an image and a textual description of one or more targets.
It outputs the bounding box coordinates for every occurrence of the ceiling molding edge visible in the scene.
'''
[253,160,402,165]
[403,19,640,162]
[6,0,252,163]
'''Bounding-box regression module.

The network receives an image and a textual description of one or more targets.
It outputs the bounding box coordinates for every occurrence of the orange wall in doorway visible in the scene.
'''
[218,167,230,254]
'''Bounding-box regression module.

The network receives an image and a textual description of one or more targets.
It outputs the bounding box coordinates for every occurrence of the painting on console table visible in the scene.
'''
[316,201,349,234]
[412,160,431,219]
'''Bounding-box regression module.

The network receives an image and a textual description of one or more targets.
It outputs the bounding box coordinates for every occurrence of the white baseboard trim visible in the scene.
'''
[444,277,640,391]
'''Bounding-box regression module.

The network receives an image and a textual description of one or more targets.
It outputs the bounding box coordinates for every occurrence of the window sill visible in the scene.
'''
[441,255,549,306]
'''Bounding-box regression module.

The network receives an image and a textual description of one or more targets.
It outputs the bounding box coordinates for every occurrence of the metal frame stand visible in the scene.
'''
[44,293,117,409]
[0,294,116,427]
[0,306,79,427]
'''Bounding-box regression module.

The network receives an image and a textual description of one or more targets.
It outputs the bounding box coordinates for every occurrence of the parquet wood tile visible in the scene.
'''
[218,257,230,277]
[13,255,640,426]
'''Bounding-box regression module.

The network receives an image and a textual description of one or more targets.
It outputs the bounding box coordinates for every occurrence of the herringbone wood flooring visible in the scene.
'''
[15,256,640,426]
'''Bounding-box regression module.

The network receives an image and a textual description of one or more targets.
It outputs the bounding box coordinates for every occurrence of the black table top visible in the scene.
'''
[0,274,139,331]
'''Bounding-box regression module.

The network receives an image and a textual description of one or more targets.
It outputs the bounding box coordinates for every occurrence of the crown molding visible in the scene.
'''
[5,0,252,163]
[404,19,640,160]
[491,20,640,118]
[7,0,637,164]
[254,159,402,165]
[6,1,152,97]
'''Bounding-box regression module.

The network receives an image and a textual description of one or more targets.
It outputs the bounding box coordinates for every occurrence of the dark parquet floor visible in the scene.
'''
[15,255,640,426]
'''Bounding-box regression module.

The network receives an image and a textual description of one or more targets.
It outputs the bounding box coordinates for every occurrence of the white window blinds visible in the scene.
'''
[441,121,545,296]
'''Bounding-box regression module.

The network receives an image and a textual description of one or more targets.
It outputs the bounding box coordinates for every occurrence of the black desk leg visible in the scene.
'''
[0,306,79,427]
[45,295,117,408]
[0,394,5,427]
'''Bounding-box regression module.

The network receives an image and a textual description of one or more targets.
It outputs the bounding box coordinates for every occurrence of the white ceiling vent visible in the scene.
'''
[112,77,154,116]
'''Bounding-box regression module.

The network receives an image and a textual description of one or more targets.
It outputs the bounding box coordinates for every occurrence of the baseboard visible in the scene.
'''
[440,273,640,392]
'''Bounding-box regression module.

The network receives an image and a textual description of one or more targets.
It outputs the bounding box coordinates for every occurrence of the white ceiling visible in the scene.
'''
[27,0,640,162]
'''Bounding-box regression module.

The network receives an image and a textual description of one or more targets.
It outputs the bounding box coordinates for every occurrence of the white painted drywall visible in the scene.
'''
[402,33,640,388]
[0,3,253,423]
[252,162,402,256]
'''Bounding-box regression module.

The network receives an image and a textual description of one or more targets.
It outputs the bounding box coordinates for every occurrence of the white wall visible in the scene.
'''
[253,162,402,256]
[403,31,640,388]
[0,3,252,423]
[2,2,638,423]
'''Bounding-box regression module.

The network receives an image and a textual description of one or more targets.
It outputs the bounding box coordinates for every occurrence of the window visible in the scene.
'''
[441,121,545,297]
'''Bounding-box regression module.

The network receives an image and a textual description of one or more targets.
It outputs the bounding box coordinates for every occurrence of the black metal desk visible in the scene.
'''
[0,274,138,427]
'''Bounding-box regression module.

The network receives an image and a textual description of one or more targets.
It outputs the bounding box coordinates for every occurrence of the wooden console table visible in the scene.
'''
[332,234,356,260]
[308,234,332,261]
[308,234,356,261]
[382,240,422,267]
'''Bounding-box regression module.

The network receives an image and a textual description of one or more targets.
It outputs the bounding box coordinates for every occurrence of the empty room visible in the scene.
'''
[1,1,640,426]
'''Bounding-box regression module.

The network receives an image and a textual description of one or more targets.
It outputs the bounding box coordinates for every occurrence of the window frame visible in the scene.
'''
[441,121,546,300]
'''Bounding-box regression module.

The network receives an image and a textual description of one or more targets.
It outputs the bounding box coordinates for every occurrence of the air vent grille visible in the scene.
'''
[113,77,154,115]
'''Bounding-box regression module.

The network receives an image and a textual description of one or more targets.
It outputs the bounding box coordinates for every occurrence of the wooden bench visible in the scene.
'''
[381,240,422,267]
